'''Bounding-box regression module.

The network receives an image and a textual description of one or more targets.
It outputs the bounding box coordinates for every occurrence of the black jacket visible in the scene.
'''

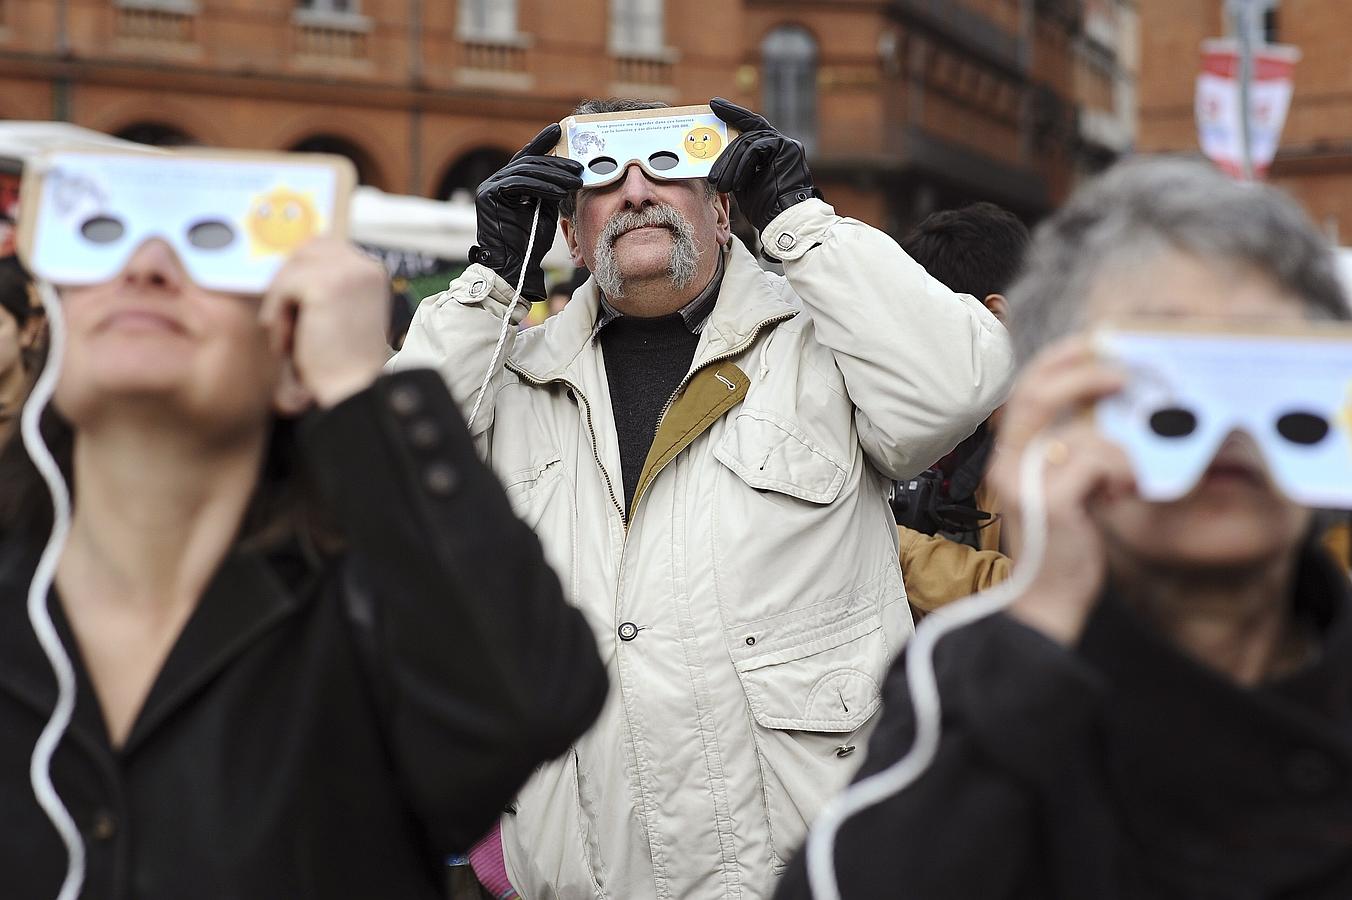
[0,370,608,900]
[776,547,1352,900]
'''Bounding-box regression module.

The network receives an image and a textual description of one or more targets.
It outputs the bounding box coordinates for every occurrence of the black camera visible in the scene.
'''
[891,470,943,534]
[891,468,992,543]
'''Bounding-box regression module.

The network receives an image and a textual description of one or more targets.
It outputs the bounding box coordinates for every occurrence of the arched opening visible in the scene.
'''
[436,147,513,202]
[114,122,196,147]
[761,25,818,156]
[288,134,382,187]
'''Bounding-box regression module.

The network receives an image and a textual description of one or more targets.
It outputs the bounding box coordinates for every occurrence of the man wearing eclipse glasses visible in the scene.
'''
[391,98,1014,899]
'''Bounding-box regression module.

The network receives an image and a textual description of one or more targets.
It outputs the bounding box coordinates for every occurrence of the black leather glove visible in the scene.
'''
[708,97,821,235]
[470,124,583,301]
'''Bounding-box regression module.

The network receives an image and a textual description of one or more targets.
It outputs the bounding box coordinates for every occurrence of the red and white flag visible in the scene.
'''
[1195,38,1300,179]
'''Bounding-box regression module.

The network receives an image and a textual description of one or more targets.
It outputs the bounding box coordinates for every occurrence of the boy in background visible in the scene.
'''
[895,202,1028,612]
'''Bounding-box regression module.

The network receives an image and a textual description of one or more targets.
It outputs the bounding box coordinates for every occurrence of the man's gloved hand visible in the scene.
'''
[708,97,821,235]
[470,124,583,301]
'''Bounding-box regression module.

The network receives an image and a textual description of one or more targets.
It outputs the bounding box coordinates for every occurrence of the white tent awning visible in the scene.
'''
[349,185,573,267]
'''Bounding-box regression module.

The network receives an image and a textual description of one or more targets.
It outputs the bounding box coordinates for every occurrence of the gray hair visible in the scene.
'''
[558,98,717,219]
[1008,157,1351,364]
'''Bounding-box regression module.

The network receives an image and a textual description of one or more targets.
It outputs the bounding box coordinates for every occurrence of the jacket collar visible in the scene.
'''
[1082,542,1352,708]
[508,238,798,386]
[0,540,315,758]
[1075,546,1352,876]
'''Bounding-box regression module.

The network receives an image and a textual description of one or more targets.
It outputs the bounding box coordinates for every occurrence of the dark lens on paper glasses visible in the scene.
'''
[647,151,680,171]
[1275,411,1329,445]
[79,216,125,244]
[1148,407,1198,438]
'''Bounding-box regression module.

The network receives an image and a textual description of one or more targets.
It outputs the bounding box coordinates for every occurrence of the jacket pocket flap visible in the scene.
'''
[714,410,847,504]
[730,604,884,733]
[501,450,563,489]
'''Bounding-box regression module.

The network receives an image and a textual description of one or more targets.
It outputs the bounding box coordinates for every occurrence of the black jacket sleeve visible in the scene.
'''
[775,613,1109,900]
[300,368,608,853]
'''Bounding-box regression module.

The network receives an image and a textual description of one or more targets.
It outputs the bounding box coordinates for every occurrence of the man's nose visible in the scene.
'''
[119,239,188,293]
[617,163,661,210]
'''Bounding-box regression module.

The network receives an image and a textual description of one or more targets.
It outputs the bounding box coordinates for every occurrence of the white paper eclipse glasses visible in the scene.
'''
[18,150,355,295]
[555,105,737,189]
[1094,322,1352,509]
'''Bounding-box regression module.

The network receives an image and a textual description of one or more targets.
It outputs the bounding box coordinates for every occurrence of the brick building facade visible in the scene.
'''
[0,0,1119,237]
[1137,0,1352,242]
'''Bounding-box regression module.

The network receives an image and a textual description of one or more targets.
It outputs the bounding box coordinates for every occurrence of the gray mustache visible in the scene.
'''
[602,207,686,246]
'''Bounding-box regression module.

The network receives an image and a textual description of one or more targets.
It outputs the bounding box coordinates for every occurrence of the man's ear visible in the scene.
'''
[273,359,315,418]
[560,216,586,268]
[714,191,732,246]
[983,293,1009,323]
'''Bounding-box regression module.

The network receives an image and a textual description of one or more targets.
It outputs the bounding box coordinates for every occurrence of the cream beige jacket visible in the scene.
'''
[391,200,1014,899]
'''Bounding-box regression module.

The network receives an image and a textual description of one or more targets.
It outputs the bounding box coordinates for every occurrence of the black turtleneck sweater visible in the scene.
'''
[599,313,700,513]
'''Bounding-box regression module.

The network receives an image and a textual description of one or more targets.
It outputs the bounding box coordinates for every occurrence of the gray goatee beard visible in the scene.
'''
[591,204,700,300]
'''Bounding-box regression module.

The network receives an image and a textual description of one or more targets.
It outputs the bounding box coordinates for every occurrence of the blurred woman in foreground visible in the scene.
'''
[778,159,1352,899]
[0,255,42,441]
[0,233,606,898]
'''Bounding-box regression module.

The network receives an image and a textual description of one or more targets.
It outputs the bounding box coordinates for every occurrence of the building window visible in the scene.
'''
[459,0,518,40]
[1263,6,1279,43]
[438,147,514,201]
[762,25,818,155]
[290,135,381,187]
[611,0,663,55]
[297,0,358,12]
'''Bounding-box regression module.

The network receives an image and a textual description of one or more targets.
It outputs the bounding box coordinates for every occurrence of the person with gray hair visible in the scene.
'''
[393,95,1014,899]
[775,158,1352,900]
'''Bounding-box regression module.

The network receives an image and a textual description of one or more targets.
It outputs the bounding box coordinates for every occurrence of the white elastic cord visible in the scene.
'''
[466,200,542,430]
[23,281,85,900]
[806,431,1054,900]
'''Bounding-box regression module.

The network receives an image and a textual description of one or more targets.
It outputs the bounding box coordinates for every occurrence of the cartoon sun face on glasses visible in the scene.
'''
[683,127,723,161]
[246,188,319,256]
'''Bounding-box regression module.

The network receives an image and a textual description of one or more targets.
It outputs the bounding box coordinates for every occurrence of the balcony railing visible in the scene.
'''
[461,38,528,75]
[889,0,1023,74]
[292,9,370,63]
[455,33,531,89]
[114,0,197,46]
[610,49,676,92]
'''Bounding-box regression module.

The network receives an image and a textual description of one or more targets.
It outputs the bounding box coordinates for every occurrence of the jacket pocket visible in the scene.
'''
[713,409,848,504]
[730,602,883,732]
[501,451,564,524]
[727,576,897,870]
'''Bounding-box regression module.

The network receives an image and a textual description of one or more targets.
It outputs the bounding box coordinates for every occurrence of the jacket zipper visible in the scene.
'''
[509,311,794,881]
[505,364,627,526]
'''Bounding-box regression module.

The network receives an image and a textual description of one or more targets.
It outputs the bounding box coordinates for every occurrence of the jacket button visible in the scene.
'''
[835,745,856,759]
[775,233,796,252]
[423,463,459,496]
[91,810,117,841]
[1284,749,1339,795]
[388,384,422,416]
[617,622,639,641]
[469,279,488,298]
[408,418,440,449]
